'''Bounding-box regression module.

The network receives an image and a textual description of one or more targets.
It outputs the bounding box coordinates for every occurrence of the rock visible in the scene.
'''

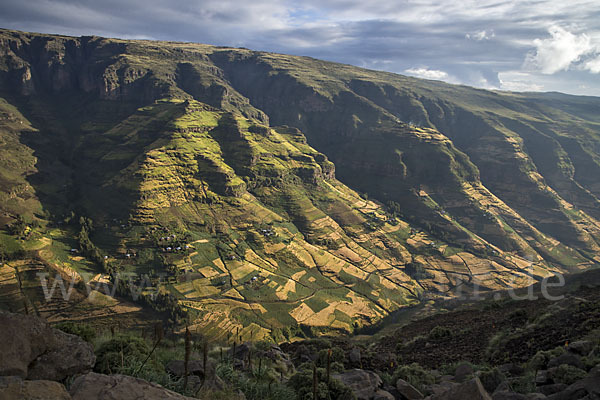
[525,395,547,400]
[0,311,95,381]
[0,376,71,400]
[233,343,250,360]
[294,344,313,364]
[429,377,492,400]
[396,378,424,399]
[566,341,594,356]
[538,384,568,396]
[492,391,528,400]
[494,382,511,393]
[547,353,584,370]
[70,372,196,400]
[425,381,458,396]
[536,370,550,385]
[166,360,205,378]
[349,347,362,367]
[454,363,475,382]
[499,364,525,377]
[332,369,382,400]
[373,389,395,400]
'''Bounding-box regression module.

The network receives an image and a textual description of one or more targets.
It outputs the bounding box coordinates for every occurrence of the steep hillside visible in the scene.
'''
[0,29,599,339]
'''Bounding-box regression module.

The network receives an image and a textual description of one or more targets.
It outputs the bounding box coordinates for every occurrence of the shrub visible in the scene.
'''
[316,347,345,367]
[511,371,536,394]
[392,363,435,391]
[527,347,565,371]
[288,367,355,400]
[552,365,587,385]
[54,321,96,343]
[478,367,506,393]
[94,334,150,374]
[428,326,453,340]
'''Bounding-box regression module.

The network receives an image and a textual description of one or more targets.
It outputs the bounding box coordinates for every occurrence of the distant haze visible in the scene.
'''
[1,0,599,96]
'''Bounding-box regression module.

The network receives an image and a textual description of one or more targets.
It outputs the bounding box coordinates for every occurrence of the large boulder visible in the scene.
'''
[454,363,475,383]
[333,369,382,400]
[0,311,95,381]
[165,360,205,378]
[429,377,492,400]
[396,378,424,399]
[547,353,584,370]
[566,341,594,356]
[0,376,71,400]
[69,372,196,400]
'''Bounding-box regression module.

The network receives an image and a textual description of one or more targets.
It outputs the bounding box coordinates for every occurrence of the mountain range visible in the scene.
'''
[1,28,599,339]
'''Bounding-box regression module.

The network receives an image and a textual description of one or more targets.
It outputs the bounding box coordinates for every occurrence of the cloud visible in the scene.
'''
[466,30,495,41]
[404,68,449,80]
[525,26,594,74]
[584,56,600,73]
[1,0,600,95]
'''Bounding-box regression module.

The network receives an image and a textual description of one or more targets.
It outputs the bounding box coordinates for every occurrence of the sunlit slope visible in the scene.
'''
[1,29,600,337]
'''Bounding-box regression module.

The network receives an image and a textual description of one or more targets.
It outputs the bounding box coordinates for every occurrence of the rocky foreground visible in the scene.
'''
[1,306,599,400]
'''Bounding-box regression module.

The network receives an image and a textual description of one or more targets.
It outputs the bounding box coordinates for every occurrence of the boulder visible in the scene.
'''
[498,364,525,377]
[537,384,568,396]
[396,378,424,399]
[332,369,382,400]
[535,370,550,385]
[349,347,362,367]
[70,372,196,400]
[549,372,600,399]
[547,353,584,370]
[429,377,492,400]
[454,363,475,382]
[233,343,250,360]
[566,341,594,356]
[425,381,458,397]
[492,392,528,400]
[0,376,71,400]
[0,311,95,381]
[165,360,205,378]
[373,389,395,400]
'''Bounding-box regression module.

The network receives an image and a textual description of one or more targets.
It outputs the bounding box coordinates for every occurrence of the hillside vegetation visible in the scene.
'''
[1,29,599,339]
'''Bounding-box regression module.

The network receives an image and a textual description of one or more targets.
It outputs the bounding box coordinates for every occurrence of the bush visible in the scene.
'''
[428,326,453,340]
[478,367,506,393]
[511,371,536,394]
[552,365,587,385]
[217,361,296,400]
[316,347,345,367]
[527,347,565,371]
[94,334,150,374]
[288,367,355,400]
[54,321,96,343]
[392,363,435,391]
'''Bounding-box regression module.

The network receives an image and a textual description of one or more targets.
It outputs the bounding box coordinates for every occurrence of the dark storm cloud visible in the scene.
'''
[0,0,599,94]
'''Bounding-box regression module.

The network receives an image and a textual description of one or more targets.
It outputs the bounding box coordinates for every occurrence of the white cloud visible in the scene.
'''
[584,56,600,73]
[404,67,449,80]
[466,30,494,41]
[498,71,544,92]
[525,26,594,74]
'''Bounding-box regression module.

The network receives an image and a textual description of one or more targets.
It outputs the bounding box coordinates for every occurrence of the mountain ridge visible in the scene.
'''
[1,28,599,339]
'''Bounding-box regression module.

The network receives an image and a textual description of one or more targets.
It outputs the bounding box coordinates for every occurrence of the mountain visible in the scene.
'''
[1,29,599,339]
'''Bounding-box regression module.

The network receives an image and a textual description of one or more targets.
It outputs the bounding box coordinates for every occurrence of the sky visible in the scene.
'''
[1,0,599,96]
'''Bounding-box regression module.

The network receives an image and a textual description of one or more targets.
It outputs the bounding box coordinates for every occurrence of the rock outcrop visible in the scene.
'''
[0,311,95,381]
[69,372,196,400]
[0,376,71,400]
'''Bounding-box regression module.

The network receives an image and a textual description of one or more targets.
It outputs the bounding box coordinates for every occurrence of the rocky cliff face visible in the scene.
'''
[1,29,599,338]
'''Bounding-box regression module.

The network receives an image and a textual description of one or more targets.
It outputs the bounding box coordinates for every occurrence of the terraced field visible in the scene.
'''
[1,29,599,339]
